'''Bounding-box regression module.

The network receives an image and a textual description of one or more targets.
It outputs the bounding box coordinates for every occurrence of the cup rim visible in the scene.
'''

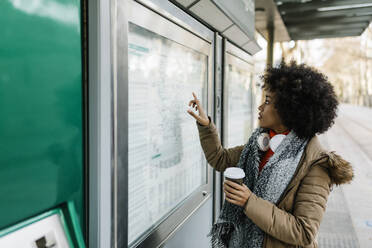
[224,167,245,179]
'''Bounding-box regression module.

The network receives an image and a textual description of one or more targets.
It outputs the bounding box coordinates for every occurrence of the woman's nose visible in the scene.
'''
[258,103,263,111]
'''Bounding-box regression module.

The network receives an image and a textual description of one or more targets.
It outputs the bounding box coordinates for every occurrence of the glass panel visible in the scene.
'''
[226,54,253,147]
[127,23,208,245]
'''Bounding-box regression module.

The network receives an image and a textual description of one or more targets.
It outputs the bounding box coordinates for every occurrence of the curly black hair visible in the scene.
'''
[261,61,339,139]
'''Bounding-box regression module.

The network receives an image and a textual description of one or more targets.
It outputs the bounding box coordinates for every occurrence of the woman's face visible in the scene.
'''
[258,90,287,133]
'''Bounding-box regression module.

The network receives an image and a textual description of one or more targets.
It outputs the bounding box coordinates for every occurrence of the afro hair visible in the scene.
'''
[261,61,339,139]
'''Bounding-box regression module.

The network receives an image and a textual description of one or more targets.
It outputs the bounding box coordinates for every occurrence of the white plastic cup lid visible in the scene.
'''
[224,167,245,179]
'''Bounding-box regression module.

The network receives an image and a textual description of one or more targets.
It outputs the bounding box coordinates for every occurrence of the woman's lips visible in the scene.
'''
[258,113,262,119]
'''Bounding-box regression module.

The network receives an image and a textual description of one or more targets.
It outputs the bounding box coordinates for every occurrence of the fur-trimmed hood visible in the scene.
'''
[321,151,354,185]
[304,136,354,186]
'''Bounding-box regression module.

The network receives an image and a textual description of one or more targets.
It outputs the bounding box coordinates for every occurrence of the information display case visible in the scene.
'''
[122,1,214,247]
[223,41,254,148]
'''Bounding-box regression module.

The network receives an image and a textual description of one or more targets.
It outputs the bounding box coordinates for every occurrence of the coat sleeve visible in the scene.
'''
[243,164,331,246]
[196,117,244,172]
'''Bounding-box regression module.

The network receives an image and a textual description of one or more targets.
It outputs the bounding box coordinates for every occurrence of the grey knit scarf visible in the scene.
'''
[208,127,308,248]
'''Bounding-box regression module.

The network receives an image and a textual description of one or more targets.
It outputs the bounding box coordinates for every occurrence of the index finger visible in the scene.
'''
[192,92,198,101]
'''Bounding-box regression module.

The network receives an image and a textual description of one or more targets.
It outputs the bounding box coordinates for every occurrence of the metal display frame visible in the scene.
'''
[114,1,215,247]
[113,0,129,247]
[88,0,114,248]
[213,33,224,222]
[222,39,254,150]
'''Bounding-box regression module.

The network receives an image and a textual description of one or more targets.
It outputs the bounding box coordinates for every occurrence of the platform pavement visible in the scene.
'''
[317,104,372,248]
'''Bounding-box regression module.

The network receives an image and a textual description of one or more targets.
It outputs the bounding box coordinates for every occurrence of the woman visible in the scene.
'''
[187,61,353,248]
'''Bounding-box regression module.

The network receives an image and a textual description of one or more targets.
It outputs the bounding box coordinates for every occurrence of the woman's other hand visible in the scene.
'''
[187,92,210,126]
[223,180,252,207]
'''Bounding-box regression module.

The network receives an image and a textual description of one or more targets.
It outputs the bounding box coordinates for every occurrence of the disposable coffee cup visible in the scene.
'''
[224,167,245,185]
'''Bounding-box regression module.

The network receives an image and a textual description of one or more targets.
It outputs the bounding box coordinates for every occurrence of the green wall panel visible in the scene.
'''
[0,0,83,230]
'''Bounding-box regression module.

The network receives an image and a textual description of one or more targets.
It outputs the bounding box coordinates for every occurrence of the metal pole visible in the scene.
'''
[267,24,274,67]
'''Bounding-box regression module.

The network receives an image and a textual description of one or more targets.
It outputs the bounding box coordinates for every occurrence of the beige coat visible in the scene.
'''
[197,121,353,248]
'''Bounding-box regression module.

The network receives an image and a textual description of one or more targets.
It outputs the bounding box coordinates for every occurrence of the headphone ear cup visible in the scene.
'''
[257,133,270,151]
[269,134,286,152]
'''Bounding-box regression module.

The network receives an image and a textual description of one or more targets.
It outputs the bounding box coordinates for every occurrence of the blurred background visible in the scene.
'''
[255,23,372,107]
